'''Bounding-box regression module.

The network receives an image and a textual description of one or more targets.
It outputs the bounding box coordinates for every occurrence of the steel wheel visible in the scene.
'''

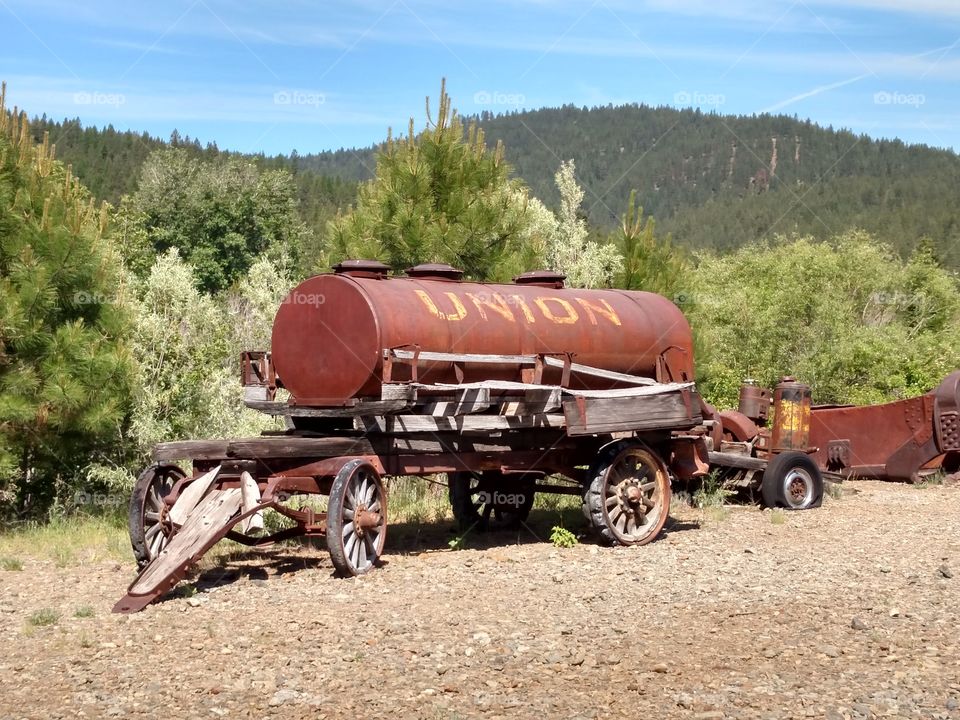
[327,460,387,576]
[448,471,535,532]
[128,464,186,569]
[761,451,823,509]
[584,441,671,546]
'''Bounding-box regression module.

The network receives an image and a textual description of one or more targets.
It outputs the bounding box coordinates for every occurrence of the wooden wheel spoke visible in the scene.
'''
[605,493,620,509]
[144,510,161,523]
[341,521,354,538]
[343,507,355,520]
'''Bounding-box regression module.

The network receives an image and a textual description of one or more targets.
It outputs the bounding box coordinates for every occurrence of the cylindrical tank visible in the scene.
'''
[271,263,695,406]
[738,380,770,423]
[771,376,812,451]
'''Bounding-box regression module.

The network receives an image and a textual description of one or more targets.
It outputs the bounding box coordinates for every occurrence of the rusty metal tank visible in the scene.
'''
[271,262,695,406]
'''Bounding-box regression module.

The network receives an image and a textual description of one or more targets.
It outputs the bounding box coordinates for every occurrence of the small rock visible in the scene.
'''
[851,617,868,631]
[652,662,669,673]
[819,645,840,658]
[472,631,491,646]
[946,698,958,711]
[880,566,892,573]
[269,689,299,706]
[938,564,953,579]
[186,597,202,608]
[694,712,724,720]
[763,647,780,659]
[889,608,900,617]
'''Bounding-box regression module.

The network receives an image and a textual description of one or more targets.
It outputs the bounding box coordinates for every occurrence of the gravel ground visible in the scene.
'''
[1,480,959,720]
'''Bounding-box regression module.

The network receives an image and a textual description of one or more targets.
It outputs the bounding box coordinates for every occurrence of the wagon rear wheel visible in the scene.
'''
[583,441,671,546]
[448,471,535,532]
[327,460,387,576]
[129,464,186,569]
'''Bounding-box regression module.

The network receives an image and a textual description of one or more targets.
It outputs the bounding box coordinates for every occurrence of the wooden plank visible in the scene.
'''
[244,399,412,417]
[226,436,375,459]
[390,349,656,386]
[541,356,657,386]
[422,387,491,416]
[168,466,221,525]
[130,487,243,596]
[563,392,700,436]
[564,382,693,398]
[239,471,264,535]
[154,440,230,462]
[500,387,562,415]
[357,413,567,434]
[381,384,417,402]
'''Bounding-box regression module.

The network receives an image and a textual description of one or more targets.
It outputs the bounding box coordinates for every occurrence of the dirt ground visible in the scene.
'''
[1,480,959,720]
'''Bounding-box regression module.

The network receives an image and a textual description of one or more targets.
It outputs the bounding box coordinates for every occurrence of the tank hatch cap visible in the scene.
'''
[513,270,566,289]
[332,259,391,278]
[406,263,464,281]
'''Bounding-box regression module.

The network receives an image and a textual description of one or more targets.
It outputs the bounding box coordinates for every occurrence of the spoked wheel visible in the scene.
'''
[448,471,536,532]
[129,464,186,569]
[583,441,671,546]
[760,451,823,509]
[327,460,387,576]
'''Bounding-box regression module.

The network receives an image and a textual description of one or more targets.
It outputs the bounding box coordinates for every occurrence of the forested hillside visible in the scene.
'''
[30,102,960,269]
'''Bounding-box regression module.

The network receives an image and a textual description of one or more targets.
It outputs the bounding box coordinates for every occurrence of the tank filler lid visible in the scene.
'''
[513,270,566,289]
[332,259,391,278]
[405,263,464,281]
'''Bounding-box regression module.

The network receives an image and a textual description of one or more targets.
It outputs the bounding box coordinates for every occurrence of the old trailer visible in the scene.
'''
[114,262,723,613]
[120,259,952,613]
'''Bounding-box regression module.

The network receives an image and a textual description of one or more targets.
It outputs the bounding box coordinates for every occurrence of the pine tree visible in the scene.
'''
[615,189,687,299]
[0,83,135,515]
[326,79,544,280]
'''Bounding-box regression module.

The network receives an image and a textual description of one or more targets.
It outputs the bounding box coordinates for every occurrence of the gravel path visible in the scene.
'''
[2,481,959,719]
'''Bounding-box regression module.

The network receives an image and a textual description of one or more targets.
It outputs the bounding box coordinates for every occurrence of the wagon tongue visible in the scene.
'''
[113,469,248,614]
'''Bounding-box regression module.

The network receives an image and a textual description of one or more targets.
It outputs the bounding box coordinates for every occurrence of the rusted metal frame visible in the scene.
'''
[240,351,278,400]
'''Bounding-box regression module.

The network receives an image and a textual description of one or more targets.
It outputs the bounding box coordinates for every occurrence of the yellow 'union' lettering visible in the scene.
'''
[575,297,621,326]
[535,297,579,324]
[415,289,467,321]
[467,292,515,322]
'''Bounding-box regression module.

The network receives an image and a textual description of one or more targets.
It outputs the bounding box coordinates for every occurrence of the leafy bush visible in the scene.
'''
[690,232,960,407]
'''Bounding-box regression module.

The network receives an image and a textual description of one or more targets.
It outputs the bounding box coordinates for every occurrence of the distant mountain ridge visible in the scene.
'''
[30,103,960,268]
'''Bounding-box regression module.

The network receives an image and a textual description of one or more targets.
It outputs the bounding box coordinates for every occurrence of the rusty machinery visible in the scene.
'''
[114,261,960,612]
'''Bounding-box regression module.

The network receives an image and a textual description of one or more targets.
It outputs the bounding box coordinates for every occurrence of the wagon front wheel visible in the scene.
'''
[327,460,387,576]
[129,464,186,569]
[583,441,671,546]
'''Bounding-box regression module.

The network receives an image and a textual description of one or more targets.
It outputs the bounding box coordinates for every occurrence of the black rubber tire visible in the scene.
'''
[128,464,186,569]
[582,440,671,546]
[760,451,823,510]
[448,471,535,532]
[327,460,387,576]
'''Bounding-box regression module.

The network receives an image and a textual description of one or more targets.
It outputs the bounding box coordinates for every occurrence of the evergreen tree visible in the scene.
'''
[614,190,687,299]
[326,79,545,280]
[0,84,134,515]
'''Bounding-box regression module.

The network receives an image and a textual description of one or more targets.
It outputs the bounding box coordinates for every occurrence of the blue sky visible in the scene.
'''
[2,0,959,155]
